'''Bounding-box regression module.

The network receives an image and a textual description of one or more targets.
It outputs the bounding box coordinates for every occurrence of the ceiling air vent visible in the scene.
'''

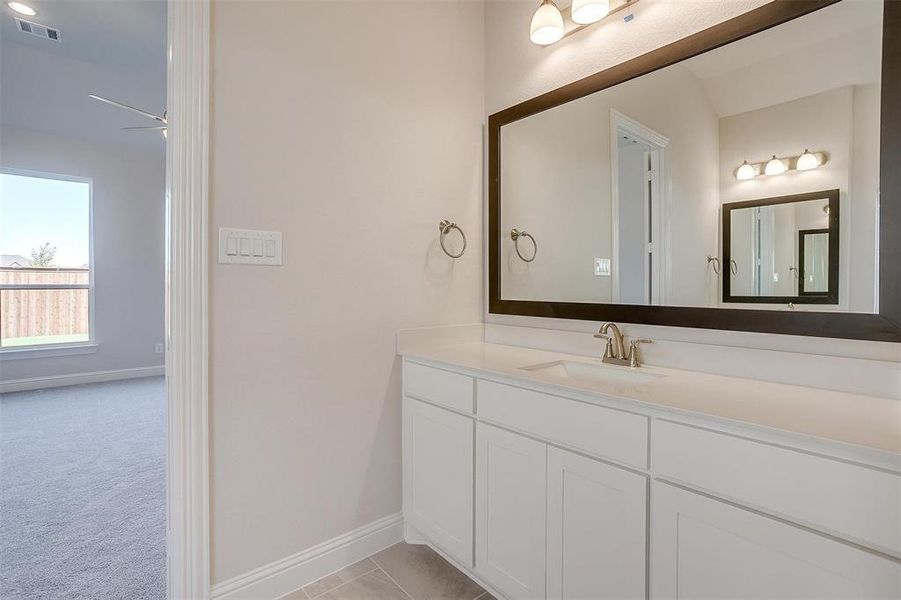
[15,18,61,42]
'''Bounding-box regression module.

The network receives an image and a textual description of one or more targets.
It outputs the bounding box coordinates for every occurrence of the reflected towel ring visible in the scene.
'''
[438,220,466,259]
[707,256,721,274]
[729,259,738,275]
[511,228,538,262]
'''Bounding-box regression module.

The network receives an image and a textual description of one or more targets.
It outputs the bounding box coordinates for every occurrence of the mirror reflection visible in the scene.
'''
[724,190,838,303]
[499,1,881,313]
[801,231,830,295]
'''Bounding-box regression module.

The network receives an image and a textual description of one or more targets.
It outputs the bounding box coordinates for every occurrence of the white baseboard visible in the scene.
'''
[0,365,165,393]
[211,513,404,600]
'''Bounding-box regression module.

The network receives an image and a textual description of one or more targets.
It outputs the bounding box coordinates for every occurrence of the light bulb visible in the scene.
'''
[764,155,786,176]
[530,0,564,46]
[736,160,756,181]
[7,2,36,15]
[572,0,610,24]
[796,149,819,171]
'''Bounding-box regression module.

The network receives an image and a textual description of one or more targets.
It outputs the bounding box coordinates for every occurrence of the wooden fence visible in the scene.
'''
[1,268,90,342]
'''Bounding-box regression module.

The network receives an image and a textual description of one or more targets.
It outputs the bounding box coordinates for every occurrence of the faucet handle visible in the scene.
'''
[594,332,614,359]
[628,338,653,368]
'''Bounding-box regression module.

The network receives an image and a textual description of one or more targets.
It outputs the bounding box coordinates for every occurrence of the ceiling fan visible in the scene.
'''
[89,94,167,138]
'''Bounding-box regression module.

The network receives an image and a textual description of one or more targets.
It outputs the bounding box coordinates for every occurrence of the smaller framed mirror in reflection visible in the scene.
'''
[722,189,839,305]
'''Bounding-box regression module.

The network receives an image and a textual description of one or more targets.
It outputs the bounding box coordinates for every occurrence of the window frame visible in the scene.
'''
[0,167,96,356]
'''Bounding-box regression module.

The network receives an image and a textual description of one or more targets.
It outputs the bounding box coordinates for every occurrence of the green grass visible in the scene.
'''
[1,333,90,348]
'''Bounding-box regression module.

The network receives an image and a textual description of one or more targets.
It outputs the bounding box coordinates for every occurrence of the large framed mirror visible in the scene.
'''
[488,0,901,341]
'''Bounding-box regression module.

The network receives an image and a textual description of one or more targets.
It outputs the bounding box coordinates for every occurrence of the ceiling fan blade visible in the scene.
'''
[121,126,167,130]
[89,94,167,123]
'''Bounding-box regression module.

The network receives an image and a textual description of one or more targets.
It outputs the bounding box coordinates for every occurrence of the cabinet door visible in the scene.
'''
[404,398,474,566]
[476,423,547,599]
[547,447,647,600]
[651,481,901,599]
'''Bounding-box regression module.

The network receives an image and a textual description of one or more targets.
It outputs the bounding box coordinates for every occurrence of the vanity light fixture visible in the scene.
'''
[572,0,610,24]
[734,150,827,180]
[7,2,35,15]
[531,0,638,46]
[530,0,565,46]
[796,149,819,171]
[736,160,756,181]
[764,155,787,176]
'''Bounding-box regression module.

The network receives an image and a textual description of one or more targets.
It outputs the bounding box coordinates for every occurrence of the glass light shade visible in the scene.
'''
[572,0,610,24]
[796,149,819,171]
[736,160,756,181]
[530,0,565,46]
[764,155,786,176]
[7,2,36,15]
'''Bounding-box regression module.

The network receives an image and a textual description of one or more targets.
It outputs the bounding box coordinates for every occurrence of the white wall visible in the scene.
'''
[209,0,483,585]
[0,126,165,381]
[204,0,896,589]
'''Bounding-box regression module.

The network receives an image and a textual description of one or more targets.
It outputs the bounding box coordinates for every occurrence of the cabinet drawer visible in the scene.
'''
[477,380,649,469]
[651,481,901,599]
[404,361,474,413]
[653,420,901,555]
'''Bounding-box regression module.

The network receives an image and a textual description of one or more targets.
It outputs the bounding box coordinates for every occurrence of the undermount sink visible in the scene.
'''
[520,359,664,386]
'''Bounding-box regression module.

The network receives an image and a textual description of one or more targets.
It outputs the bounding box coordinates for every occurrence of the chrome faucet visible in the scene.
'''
[594,322,652,368]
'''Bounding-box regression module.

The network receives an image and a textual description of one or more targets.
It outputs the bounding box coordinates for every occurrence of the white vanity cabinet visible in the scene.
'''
[475,423,547,599]
[401,358,901,600]
[403,398,474,566]
[651,482,901,599]
[473,423,648,600]
[546,447,647,600]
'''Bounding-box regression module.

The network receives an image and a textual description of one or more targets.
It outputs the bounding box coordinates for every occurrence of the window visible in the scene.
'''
[0,170,93,349]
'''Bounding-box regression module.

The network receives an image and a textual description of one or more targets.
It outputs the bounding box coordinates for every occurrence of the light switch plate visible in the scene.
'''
[594,257,611,277]
[219,227,282,265]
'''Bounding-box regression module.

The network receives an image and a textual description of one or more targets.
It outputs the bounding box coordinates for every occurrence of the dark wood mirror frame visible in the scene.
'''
[722,189,839,305]
[488,0,901,342]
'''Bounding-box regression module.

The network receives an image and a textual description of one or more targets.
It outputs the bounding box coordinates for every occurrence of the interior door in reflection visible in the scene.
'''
[615,127,663,306]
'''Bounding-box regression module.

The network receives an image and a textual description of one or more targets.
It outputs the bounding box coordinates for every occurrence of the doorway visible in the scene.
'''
[610,110,669,305]
[0,1,172,597]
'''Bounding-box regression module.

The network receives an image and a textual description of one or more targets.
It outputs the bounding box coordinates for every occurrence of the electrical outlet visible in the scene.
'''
[155,343,164,354]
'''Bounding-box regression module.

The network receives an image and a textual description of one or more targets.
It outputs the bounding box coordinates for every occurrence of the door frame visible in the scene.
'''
[166,0,211,598]
[609,109,670,304]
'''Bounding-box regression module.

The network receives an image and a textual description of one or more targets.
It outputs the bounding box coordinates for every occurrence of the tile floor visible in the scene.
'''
[280,542,494,600]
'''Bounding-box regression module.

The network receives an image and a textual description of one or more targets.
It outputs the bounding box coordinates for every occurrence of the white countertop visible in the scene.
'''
[399,341,901,457]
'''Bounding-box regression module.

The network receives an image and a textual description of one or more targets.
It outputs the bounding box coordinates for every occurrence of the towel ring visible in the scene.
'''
[511,229,538,262]
[438,220,466,259]
[707,256,721,274]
